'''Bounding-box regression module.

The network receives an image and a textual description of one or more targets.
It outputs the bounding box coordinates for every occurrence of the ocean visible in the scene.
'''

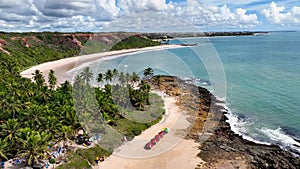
[70,32,300,155]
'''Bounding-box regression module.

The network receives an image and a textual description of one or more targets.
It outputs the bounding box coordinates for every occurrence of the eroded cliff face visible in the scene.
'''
[0,39,10,55]
[0,32,136,51]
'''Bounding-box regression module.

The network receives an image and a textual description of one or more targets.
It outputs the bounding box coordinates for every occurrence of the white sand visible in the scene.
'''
[20,44,184,85]
[19,45,203,169]
[95,92,203,169]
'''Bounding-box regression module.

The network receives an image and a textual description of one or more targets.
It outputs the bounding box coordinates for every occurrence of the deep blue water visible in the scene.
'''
[71,32,300,154]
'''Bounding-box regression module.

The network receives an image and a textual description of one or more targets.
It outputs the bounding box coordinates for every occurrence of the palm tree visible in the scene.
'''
[143,67,154,79]
[125,72,130,85]
[58,125,73,147]
[118,72,126,86]
[0,138,9,160]
[17,128,50,168]
[32,69,45,89]
[154,75,162,88]
[48,69,57,90]
[5,97,21,119]
[0,97,8,118]
[80,67,93,85]
[64,107,80,135]
[139,80,151,93]
[139,80,151,105]
[60,80,72,94]
[134,92,147,110]
[130,72,140,86]
[97,73,104,87]
[112,69,119,83]
[78,111,93,133]
[43,116,61,139]
[22,107,44,131]
[2,119,20,143]
[73,75,84,88]
[104,69,113,84]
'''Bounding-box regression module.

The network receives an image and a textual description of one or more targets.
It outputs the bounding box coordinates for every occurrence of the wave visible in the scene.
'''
[183,77,300,156]
[260,127,300,156]
[224,105,300,156]
[183,77,211,86]
[224,108,271,145]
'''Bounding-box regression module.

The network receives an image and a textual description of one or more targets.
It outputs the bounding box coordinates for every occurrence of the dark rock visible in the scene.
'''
[150,76,300,168]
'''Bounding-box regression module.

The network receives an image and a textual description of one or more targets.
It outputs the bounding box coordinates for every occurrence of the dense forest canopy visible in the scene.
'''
[0,32,163,168]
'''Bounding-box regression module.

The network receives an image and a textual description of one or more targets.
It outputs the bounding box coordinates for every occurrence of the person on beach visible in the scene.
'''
[122,135,127,142]
[0,160,4,169]
[95,156,99,165]
[100,156,105,162]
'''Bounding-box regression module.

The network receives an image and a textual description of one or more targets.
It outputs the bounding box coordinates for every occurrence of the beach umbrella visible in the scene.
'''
[145,142,153,149]
[155,135,161,140]
[159,131,166,136]
[164,128,169,133]
[151,138,157,144]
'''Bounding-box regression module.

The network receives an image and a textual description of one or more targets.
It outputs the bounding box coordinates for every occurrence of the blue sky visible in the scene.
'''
[0,0,299,32]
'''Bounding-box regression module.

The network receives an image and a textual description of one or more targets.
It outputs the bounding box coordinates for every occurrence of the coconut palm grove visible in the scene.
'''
[0,33,164,168]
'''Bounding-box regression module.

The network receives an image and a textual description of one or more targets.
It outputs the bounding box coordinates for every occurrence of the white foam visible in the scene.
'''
[260,127,300,155]
[215,95,226,103]
[224,109,271,145]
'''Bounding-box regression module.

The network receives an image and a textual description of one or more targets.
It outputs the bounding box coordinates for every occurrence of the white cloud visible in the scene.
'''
[262,2,300,25]
[0,0,260,32]
[172,2,259,29]
[33,0,96,18]
[118,0,173,14]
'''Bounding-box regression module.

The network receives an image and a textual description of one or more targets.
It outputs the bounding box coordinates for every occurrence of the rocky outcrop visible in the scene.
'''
[22,38,30,47]
[151,76,300,169]
[0,47,10,55]
[200,114,300,169]
[0,39,10,55]
[0,39,7,47]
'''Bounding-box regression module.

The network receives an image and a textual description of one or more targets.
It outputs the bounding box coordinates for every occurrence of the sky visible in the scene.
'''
[0,0,299,32]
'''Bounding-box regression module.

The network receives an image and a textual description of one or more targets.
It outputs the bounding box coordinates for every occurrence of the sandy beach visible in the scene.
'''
[20,44,184,85]
[19,44,203,169]
[95,92,203,169]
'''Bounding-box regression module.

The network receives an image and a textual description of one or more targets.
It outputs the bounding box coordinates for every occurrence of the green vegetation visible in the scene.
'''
[56,154,91,169]
[57,146,111,169]
[110,36,160,51]
[0,33,80,70]
[0,32,164,168]
[79,40,108,55]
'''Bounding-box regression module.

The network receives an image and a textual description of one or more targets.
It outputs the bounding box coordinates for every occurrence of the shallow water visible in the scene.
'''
[71,32,300,154]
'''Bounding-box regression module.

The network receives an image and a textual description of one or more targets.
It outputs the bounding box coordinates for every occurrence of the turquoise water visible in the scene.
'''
[72,32,300,154]
[208,32,300,155]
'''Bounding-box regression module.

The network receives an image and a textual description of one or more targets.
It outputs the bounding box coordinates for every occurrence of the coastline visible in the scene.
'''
[19,46,300,168]
[20,45,204,168]
[96,91,203,169]
[20,44,185,85]
[162,77,300,168]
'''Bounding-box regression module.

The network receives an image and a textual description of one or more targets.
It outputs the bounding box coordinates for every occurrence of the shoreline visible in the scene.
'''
[20,44,185,85]
[19,45,300,168]
[167,77,300,168]
[96,91,203,169]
